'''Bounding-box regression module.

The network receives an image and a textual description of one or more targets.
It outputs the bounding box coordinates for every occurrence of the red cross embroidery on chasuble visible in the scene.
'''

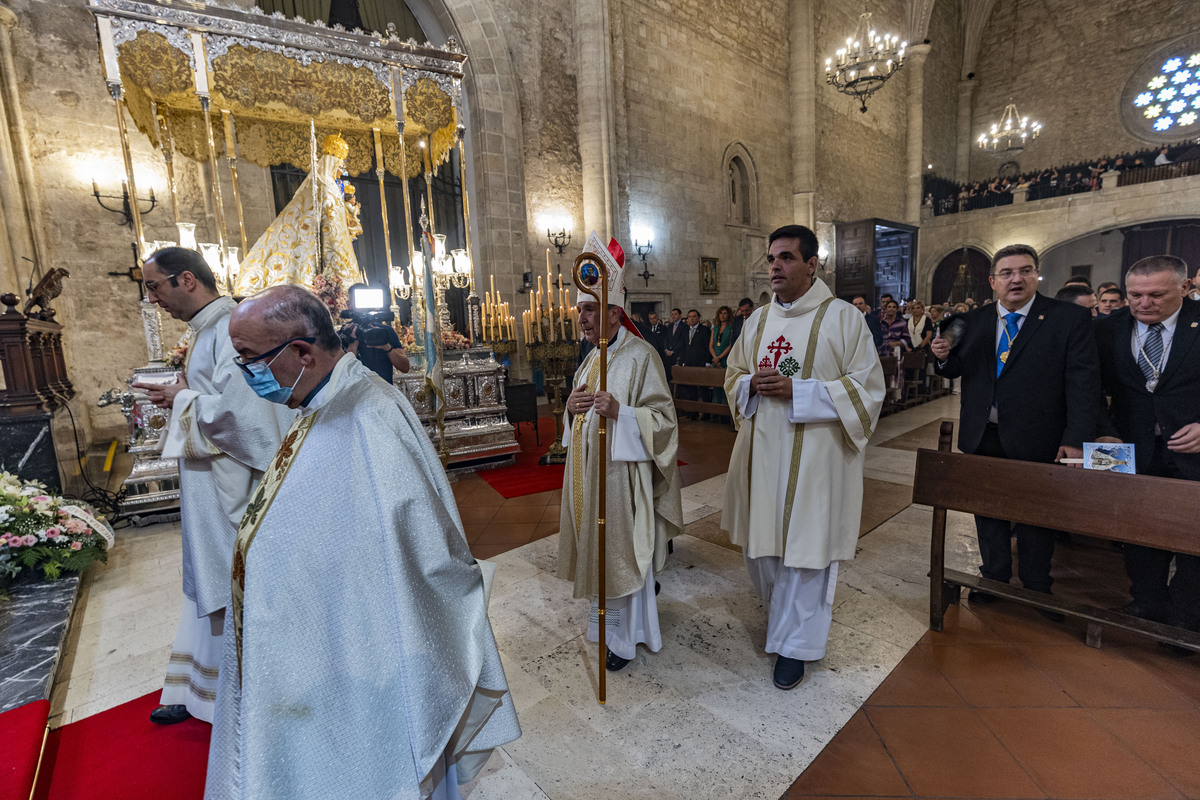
[766,336,793,369]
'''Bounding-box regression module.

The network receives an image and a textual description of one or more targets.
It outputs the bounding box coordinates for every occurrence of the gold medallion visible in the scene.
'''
[999,351,1009,364]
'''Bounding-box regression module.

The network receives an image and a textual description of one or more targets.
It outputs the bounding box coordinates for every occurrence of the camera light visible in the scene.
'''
[351,286,385,310]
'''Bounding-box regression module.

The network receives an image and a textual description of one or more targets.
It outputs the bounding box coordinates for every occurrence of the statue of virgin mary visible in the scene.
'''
[234,133,364,296]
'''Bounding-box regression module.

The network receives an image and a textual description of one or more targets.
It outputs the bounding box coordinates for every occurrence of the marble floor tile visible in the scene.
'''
[461,748,550,800]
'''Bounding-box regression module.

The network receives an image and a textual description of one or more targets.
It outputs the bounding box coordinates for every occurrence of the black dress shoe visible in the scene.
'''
[772,656,805,690]
[1118,600,1170,623]
[605,648,632,672]
[149,704,192,725]
[967,589,998,605]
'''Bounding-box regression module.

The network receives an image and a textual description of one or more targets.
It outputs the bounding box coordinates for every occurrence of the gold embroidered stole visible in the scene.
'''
[231,409,320,682]
[569,335,628,534]
[746,298,835,547]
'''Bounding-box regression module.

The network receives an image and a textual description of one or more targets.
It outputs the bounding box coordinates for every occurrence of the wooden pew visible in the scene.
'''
[669,365,733,420]
[913,421,1200,652]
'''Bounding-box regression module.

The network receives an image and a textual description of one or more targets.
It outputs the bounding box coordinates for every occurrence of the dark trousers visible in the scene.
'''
[973,424,1057,593]
[1125,437,1200,624]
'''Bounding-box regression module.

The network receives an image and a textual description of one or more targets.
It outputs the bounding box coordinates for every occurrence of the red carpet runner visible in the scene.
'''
[478,416,565,499]
[479,416,685,500]
[34,692,209,800]
[1,700,48,800]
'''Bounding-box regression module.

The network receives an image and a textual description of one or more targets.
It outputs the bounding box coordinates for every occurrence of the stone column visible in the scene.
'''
[904,44,932,225]
[955,78,978,183]
[790,0,816,229]
[0,6,32,292]
[575,0,620,238]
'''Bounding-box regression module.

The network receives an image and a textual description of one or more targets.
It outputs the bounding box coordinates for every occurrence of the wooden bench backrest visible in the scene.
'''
[669,366,728,388]
[913,427,1200,557]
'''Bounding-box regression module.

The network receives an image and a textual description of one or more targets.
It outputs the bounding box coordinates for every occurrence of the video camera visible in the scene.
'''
[339,285,396,348]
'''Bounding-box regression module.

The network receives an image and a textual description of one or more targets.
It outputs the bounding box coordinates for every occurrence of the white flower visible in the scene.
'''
[0,507,11,525]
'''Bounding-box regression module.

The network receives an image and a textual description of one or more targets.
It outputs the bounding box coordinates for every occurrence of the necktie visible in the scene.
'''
[996,312,1021,377]
[1138,323,1165,386]
[689,327,695,344]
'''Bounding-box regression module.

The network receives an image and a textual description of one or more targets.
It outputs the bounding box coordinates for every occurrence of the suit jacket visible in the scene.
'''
[934,293,1102,463]
[682,323,711,366]
[644,323,665,357]
[665,320,688,364]
[730,314,746,344]
[1095,301,1200,480]
[863,313,883,350]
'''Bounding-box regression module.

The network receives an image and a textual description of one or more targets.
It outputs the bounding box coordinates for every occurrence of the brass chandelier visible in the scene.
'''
[825,11,906,113]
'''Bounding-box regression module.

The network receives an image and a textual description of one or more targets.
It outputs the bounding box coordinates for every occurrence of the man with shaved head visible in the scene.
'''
[205,284,519,800]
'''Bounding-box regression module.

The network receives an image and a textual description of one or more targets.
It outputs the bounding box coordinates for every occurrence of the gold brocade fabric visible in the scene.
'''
[571,354,604,534]
[212,45,392,125]
[234,153,364,294]
[232,410,320,682]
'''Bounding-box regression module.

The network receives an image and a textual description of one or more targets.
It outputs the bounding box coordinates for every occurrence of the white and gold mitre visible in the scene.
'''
[577,230,626,306]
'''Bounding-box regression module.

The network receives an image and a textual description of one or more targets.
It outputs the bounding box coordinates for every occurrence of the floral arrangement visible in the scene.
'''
[163,329,193,369]
[400,325,472,351]
[0,472,113,584]
[313,274,348,316]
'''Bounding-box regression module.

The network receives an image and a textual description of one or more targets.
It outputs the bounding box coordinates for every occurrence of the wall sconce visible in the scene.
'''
[538,214,573,256]
[93,178,156,227]
[817,244,830,270]
[517,270,533,294]
[631,224,654,286]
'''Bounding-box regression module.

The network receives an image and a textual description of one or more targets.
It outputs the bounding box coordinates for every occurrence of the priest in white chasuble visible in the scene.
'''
[206,285,519,800]
[720,225,885,691]
[132,247,291,725]
[558,237,684,672]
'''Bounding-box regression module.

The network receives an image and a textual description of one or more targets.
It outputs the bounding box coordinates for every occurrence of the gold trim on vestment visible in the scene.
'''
[571,352,605,534]
[779,298,834,542]
[838,374,873,440]
[231,410,320,682]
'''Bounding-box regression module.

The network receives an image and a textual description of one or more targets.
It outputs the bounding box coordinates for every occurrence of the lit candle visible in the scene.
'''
[546,248,551,276]
[97,18,121,82]
[190,32,209,94]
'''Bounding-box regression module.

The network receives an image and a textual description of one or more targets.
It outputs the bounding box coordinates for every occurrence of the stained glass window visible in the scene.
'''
[1130,53,1200,135]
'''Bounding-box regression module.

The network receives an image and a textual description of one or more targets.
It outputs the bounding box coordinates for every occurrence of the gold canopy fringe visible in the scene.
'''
[115,31,457,179]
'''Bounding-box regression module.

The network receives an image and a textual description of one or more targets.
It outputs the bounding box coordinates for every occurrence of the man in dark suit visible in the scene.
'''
[679,308,711,415]
[1095,255,1200,629]
[931,243,1101,615]
[852,295,884,350]
[664,307,687,367]
[730,297,754,344]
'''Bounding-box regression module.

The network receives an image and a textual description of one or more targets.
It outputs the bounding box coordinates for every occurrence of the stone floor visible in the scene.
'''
[45,395,1200,798]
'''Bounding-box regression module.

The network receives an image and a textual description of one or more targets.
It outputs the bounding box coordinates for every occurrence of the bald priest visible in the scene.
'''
[204,284,519,800]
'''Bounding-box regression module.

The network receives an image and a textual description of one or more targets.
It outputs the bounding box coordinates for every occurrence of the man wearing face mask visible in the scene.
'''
[206,284,519,800]
[132,248,291,726]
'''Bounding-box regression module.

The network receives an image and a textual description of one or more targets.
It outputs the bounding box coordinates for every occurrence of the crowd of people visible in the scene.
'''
[925,143,1196,216]
[122,226,1199,798]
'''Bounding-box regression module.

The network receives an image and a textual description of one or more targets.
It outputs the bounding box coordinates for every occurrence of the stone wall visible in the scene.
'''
[969,0,1195,182]
[617,0,792,316]
[813,0,909,226]
[921,0,961,180]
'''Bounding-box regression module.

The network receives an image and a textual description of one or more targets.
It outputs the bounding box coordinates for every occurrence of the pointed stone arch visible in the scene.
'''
[400,0,530,284]
[721,141,759,229]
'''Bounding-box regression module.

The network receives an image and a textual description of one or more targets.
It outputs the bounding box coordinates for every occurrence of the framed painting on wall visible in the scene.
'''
[699,256,719,295]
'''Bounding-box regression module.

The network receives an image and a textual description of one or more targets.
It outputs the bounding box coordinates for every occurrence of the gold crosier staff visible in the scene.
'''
[572,251,609,705]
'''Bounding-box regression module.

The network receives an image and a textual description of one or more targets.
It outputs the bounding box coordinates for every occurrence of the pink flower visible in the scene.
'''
[65,519,89,534]
[22,534,37,546]
[45,527,62,540]
[69,541,82,551]
[32,495,48,502]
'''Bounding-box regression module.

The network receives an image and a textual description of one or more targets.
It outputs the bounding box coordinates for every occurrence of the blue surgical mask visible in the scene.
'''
[241,350,304,405]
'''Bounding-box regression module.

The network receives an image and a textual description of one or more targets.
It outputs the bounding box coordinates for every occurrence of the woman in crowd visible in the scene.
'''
[879,299,912,400]
[906,300,934,351]
[709,305,734,405]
